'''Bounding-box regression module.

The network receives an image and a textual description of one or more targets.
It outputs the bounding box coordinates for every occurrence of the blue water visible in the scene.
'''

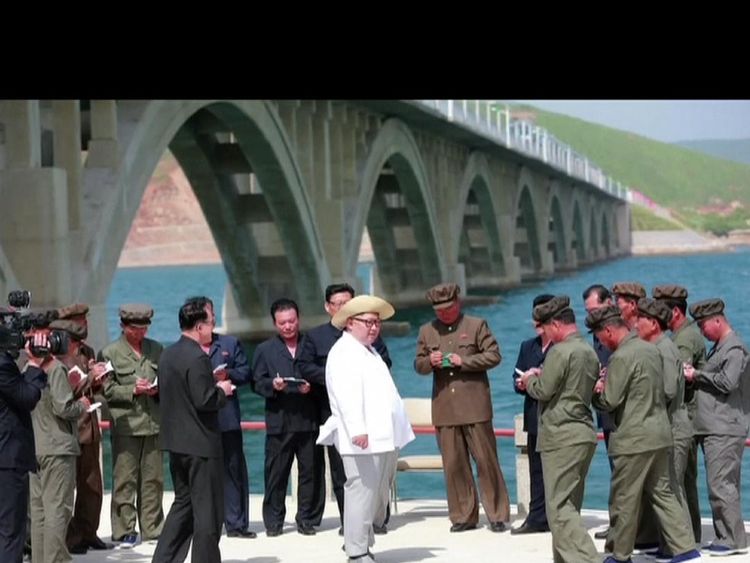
[104,250,750,517]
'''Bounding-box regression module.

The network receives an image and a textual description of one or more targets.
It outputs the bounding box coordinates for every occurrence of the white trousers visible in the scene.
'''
[341,450,398,558]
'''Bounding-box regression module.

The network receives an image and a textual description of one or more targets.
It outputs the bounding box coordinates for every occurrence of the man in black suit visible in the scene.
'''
[297,283,392,534]
[252,298,318,537]
[152,298,235,563]
[0,332,50,563]
[511,294,554,535]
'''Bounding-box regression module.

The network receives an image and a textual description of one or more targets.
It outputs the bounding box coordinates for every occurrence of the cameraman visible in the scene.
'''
[29,320,90,563]
[0,332,51,563]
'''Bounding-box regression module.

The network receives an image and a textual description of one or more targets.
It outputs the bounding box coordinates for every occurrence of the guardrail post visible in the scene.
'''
[514,413,530,517]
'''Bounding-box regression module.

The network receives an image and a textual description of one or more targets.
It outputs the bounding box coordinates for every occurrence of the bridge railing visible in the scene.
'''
[414,100,631,203]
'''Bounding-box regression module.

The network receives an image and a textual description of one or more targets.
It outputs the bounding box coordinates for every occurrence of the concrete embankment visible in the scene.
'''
[631,230,735,255]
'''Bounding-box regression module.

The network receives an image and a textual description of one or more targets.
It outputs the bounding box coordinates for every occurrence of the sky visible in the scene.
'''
[511,100,750,143]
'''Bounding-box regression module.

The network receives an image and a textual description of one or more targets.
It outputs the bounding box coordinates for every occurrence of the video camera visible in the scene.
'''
[0,290,68,358]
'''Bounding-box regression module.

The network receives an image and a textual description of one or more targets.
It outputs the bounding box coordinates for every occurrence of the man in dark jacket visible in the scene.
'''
[152,298,234,563]
[252,298,318,537]
[193,296,256,539]
[297,283,392,534]
[0,334,49,563]
[511,294,553,534]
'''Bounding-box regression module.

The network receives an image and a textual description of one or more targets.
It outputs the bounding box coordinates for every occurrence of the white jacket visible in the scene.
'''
[320,331,414,455]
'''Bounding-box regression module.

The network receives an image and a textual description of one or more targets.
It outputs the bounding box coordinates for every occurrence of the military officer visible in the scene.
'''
[587,306,699,563]
[653,284,706,543]
[684,298,749,557]
[99,304,164,547]
[518,296,599,563]
[414,283,510,533]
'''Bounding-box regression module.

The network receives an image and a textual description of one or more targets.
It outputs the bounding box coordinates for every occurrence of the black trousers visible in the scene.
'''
[221,430,249,533]
[263,432,316,529]
[311,444,346,525]
[0,468,28,563]
[152,453,223,563]
[525,433,548,528]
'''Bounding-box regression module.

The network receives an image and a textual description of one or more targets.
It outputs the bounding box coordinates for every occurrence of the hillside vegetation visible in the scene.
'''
[509,104,750,234]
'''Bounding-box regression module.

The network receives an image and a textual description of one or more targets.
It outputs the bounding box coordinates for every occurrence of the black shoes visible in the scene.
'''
[450,522,477,533]
[489,521,508,533]
[510,522,549,535]
[594,527,610,539]
[87,537,115,550]
[373,523,388,535]
[266,528,282,537]
[297,524,317,536]
[69,543,88,554]
[227,529,258,538]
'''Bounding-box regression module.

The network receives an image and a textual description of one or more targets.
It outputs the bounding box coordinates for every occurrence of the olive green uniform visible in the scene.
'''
[592,333,695,561]
[30,359,86,563]
[671,320,706,542]
[525,333,598,563]
[100,336,164,541]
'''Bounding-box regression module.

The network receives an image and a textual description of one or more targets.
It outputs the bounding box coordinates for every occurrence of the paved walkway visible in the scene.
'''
[72,493,749,562]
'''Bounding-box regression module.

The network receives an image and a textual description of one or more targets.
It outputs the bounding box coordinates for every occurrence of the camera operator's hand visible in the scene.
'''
[25,333,53,370]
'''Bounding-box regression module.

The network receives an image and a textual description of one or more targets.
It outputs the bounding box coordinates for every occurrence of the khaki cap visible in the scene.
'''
[119,303,154,326]
[584,305,623,333]
[652,285,688,301]
[57,303,89,319]
[425,283,460,310]
[689,298,725,322]
[532,295,571,324]
[611,282,646,300]
[637,298,672,326]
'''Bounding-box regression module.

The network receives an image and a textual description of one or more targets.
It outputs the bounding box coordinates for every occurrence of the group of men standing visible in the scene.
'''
[514,282,749,563]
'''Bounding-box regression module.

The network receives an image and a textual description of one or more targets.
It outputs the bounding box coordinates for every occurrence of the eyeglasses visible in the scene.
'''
[352,317,381,329]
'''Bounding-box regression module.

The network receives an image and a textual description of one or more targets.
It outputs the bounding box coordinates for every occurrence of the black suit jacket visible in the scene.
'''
[0,352,47,471]
[297,322,391,422]
[593,335,615,431]
[512,336,549,434]
[158,336,227,458]
[251,335,318,435]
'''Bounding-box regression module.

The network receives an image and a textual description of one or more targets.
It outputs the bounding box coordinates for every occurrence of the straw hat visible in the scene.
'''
[331,295,395,329]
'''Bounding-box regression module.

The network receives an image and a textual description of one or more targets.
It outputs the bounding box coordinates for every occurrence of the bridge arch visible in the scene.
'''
[547,193,567,268]
[454,153,506,287]
[571,199,586,262]
[353,119,445,303]
[513,168,543,277]
[600,210,611,256]
[83,100,327,322]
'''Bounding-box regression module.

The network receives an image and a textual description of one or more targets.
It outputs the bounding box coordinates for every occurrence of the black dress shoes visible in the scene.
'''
[490,521,508,533]
[87,537,115,550]
[297,524,316,536]
[228,529,258,538]
[450,522,477,533]
[510,522,549,535]
[594,527,610,539]
[69,543,88,555]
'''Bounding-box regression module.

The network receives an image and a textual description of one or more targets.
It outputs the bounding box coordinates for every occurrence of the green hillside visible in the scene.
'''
[503,104,750,232]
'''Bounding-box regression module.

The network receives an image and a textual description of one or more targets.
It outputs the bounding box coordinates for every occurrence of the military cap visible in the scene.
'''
[584,305,623,332]
[689,298,725,322]
[57,303,89,319]
[652,285,688,301]
[49,319,87,340]
[611,282,646,300]
[425,283,460,309]
[637,298,672,326]
[119,303,154,326]
[533,295,571,324]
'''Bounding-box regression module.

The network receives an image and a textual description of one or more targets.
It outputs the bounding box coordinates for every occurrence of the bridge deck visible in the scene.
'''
[70,493,750,562]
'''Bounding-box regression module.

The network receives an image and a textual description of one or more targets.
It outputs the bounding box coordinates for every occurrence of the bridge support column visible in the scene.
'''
[86,100,120,168]
[0,167,74,307]
[52,101,83,232]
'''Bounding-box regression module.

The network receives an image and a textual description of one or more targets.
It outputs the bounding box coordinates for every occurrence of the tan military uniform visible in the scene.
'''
[415,313,509,526]
[100,335,164,540]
